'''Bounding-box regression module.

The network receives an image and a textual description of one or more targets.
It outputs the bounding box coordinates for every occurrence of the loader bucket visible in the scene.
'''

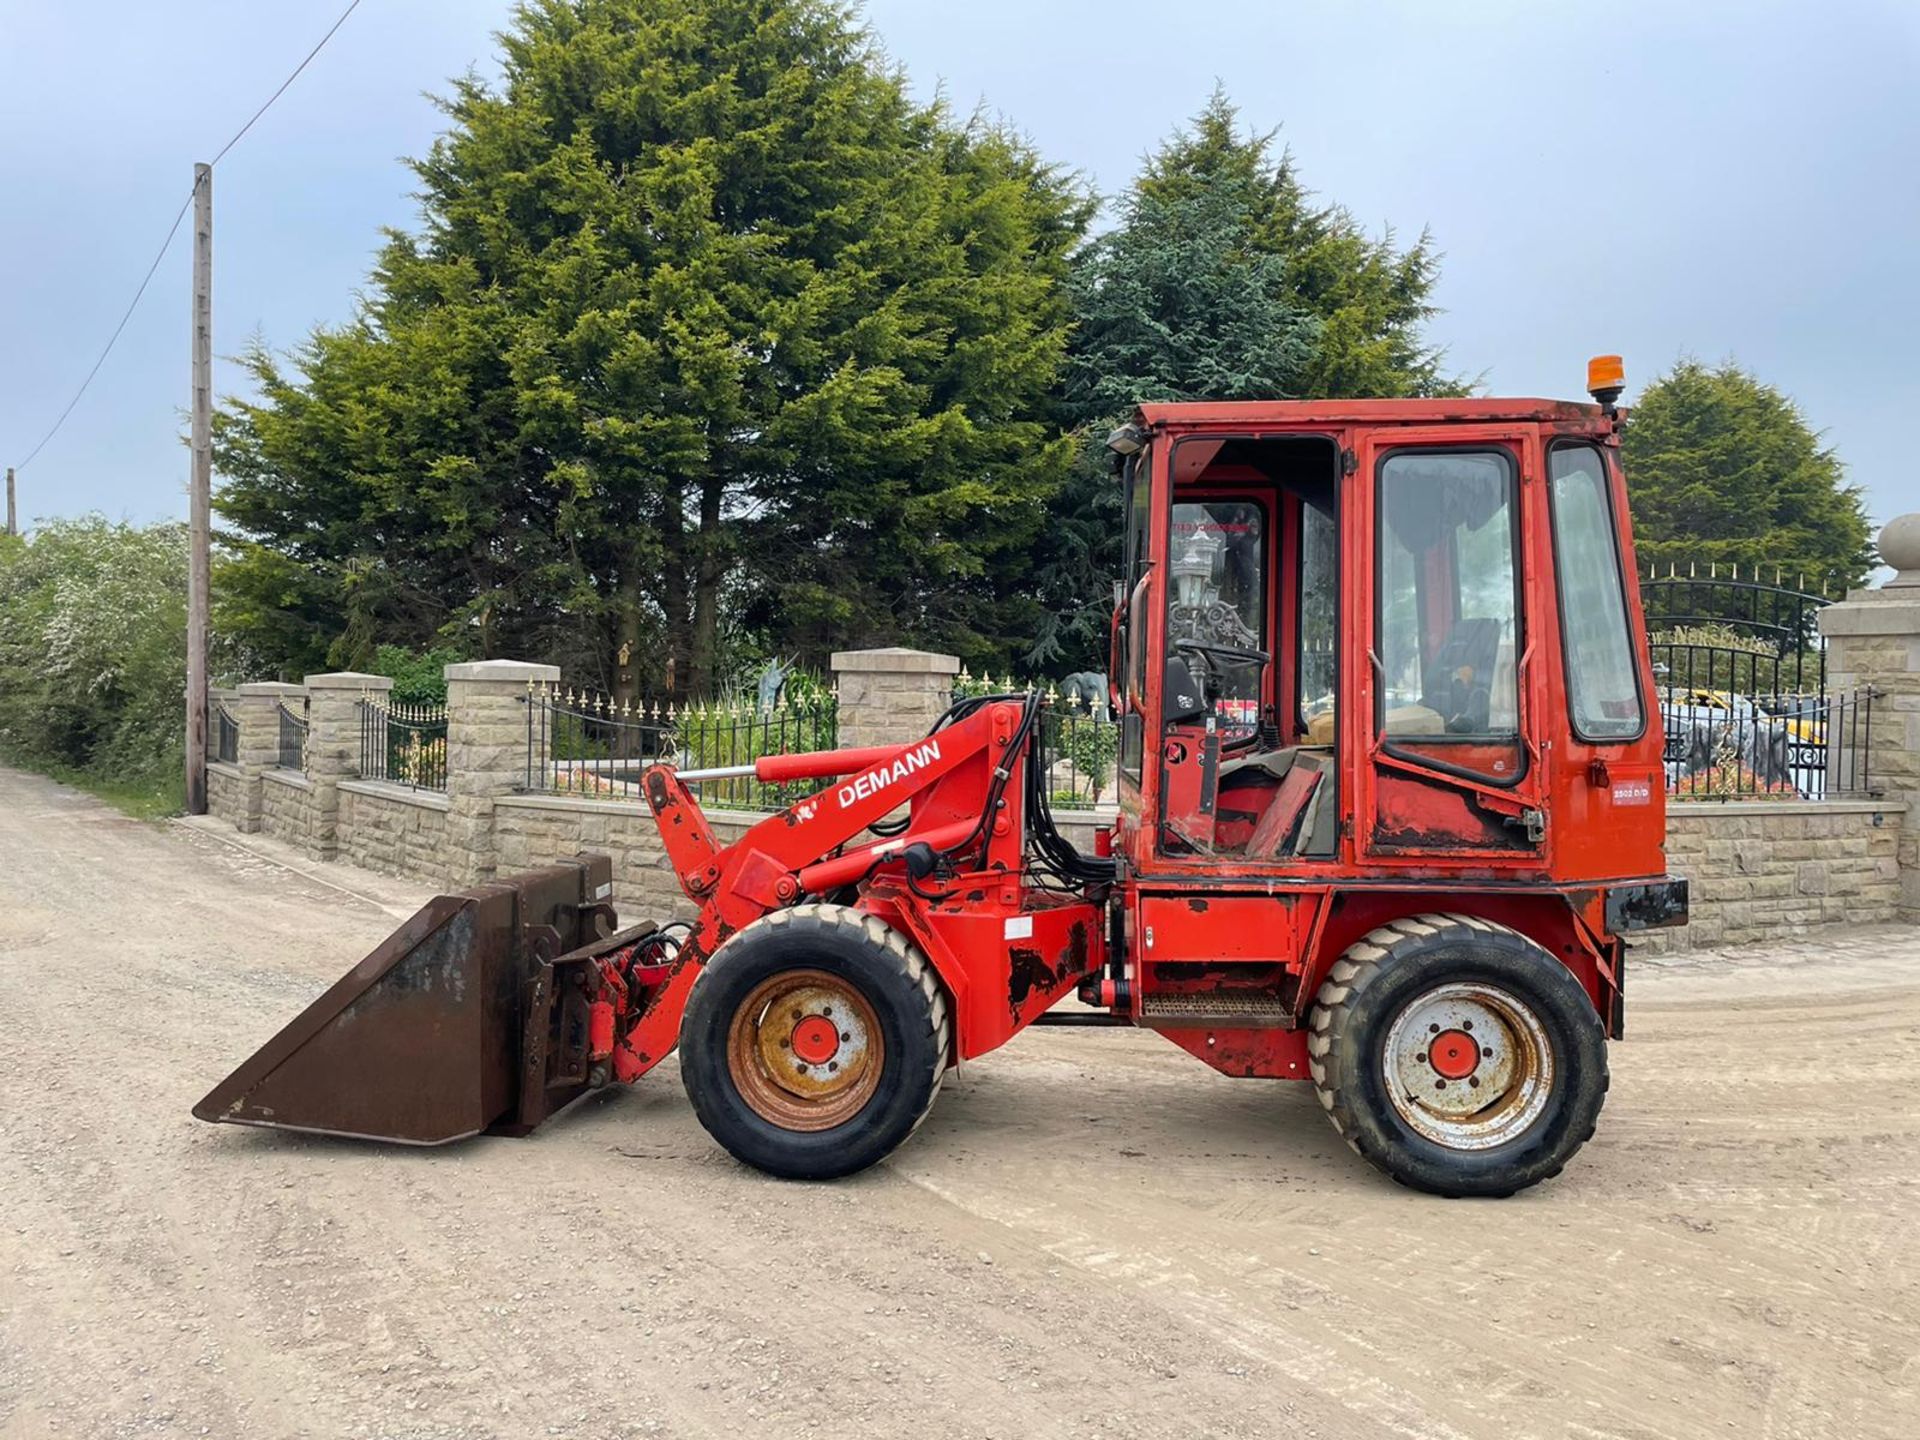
[194,854,629,1145]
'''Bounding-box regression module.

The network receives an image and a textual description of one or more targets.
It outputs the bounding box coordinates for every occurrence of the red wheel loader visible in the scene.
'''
[197,359,1687,1197]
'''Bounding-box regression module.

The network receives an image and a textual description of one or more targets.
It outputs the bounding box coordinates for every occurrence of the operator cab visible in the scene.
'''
[1110,388,1658,886]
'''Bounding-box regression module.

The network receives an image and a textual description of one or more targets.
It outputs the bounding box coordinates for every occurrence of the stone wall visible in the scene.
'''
[1647,799,1905,952]
[259,769,313,848]
[206,762,247,826]
[494,796,759,921]
[339,782,452,887]
[190,642,1919,954]
[1820,536,1920,921]
[832,647,959,750]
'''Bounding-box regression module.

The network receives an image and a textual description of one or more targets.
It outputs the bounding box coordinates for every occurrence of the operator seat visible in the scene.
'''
[1423,618,1501,733]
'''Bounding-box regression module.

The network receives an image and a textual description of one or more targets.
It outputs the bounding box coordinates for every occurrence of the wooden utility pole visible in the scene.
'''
[5,467,15,536]
[186,163,212,815]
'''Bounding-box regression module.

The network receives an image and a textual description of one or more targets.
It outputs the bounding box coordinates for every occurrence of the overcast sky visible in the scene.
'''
[3,0,1915,540]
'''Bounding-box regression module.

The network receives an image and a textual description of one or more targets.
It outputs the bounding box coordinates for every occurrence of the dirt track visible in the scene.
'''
[2,764,1916,1439]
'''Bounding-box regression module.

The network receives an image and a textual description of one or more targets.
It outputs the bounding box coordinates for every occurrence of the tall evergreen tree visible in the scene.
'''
[1623,360,1875,592]
[1028,91,1454,670]
[217,0,1090,694]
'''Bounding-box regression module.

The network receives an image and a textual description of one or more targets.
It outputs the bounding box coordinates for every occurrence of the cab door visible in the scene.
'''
[1352,427,1549,867]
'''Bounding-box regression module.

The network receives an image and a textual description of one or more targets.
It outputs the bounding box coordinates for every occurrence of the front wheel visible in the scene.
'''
[679,904,951,1179]
[1307,913,1608,1197]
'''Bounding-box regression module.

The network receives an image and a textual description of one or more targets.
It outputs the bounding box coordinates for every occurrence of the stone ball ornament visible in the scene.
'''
[1881,512,1920,587]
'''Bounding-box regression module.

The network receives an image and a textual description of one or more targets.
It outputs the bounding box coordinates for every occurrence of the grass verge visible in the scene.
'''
[2,754,184,819]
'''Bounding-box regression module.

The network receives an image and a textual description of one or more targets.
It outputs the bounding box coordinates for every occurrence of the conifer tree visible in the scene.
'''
[1029,91,1452,669]
[1623,360,1874,592]
[218,0,1090,691]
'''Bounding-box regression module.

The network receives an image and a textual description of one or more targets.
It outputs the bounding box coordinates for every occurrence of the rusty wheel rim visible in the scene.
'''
[1381,982,1554,1151]
[726,969,883,1132]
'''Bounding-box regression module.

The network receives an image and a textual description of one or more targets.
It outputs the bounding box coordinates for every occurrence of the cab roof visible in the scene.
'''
[1134,397,1610,429]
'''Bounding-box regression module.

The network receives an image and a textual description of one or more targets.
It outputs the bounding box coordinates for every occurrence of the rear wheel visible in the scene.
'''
[1307,913,1608,1197]
[679,904,950,1179]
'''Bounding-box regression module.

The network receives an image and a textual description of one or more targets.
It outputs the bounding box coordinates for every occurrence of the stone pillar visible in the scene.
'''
[233,681,305,834]
[304,671,391,861]
[444,659,559,884]
[830,647,961,751]
[1817,513,1920,921]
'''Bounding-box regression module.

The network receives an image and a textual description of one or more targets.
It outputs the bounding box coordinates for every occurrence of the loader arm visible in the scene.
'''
[612,699,1030,1081]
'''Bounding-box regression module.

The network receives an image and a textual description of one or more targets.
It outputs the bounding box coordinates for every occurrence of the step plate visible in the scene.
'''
[1137,992,1295,1027]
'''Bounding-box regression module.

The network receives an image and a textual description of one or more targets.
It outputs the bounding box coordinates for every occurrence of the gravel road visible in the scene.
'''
[2,765,1916,1439]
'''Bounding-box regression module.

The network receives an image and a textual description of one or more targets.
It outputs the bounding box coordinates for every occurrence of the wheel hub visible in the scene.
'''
[1427,1028,1479,1080]
[1382,982,1553,1151]
[789,1014,841,1066]
[727,969,882,1132]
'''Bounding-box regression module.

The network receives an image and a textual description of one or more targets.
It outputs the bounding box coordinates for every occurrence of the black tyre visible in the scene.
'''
[679,903,951,1179]
[1306,912,1608,1198]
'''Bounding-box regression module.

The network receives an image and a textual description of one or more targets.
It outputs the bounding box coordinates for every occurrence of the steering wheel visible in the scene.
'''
[1174,641,1272,753]
[1175,640,1271,673]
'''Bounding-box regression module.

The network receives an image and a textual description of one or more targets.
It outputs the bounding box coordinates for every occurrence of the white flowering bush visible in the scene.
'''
[0,517,249,804]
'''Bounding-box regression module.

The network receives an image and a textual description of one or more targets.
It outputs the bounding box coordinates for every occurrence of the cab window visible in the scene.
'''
[1298,500,1337,732]
[1548,445,1644,740]
[1166,500,1266,736]
[1375,449,1522,778]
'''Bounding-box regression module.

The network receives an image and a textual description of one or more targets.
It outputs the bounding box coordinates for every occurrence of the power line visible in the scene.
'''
[13,189,195,472]
[211,0,367,168]
[11,0,369,472]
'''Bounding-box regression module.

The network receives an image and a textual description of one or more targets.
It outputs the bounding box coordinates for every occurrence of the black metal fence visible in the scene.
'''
[1640,566,1831,695]
[955,673,1119,808]
[275,700,307,772]
[358,699,449,791]
[212,702,239,764]
[1661,686,1878,800]
[523,685,838,810]
[1635,564,1886,799]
